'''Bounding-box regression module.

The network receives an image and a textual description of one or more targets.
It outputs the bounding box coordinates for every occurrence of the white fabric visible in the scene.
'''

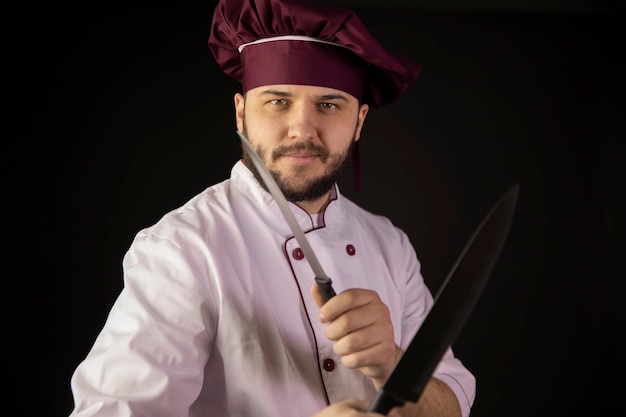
[69,161,475,417]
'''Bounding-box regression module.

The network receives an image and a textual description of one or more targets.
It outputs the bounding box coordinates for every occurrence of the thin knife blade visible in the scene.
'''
[367,183,519,414]
[237,131,336,302]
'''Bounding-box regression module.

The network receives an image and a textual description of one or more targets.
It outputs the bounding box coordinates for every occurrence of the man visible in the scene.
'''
[68,1,476,416]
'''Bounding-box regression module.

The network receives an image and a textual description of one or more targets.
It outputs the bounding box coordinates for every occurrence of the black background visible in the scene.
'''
[5,1,625,415]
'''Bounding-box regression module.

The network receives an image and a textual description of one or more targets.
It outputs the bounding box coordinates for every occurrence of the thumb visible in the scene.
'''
[310,282,326,309]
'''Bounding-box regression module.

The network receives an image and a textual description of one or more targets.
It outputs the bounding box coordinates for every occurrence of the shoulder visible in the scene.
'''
[341,196,410,244]
[130,174,245,250]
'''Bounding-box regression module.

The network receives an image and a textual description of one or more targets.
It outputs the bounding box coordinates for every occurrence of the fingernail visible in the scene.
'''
[318,312,327,323]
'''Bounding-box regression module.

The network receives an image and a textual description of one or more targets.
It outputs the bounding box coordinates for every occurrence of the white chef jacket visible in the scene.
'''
[69,161,475,417]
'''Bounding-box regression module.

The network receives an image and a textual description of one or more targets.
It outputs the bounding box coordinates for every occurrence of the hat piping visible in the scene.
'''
[238,35,346,53]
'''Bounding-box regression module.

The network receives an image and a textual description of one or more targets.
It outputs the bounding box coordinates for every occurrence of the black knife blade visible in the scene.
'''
[367,183,519,414]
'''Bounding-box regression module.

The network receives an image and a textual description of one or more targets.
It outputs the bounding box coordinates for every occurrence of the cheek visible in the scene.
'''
[324,126,357,153]
[248,120,276,140]
[245,117,285,150]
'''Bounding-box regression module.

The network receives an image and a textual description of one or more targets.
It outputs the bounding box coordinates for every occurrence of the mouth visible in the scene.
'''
[281,153,319,164]
[272,142,328,165]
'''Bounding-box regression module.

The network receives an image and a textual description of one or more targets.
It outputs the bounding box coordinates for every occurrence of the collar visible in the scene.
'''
[230,160,345,236]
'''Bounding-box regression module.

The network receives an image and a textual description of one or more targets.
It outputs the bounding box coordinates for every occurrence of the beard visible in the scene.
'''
[242,123,356,204]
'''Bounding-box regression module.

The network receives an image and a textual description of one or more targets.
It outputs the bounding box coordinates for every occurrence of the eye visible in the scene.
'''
[269,99,288,106]
[319,102,338,110]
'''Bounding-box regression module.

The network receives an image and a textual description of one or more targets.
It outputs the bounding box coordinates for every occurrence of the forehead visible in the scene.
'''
[247,84,359,103]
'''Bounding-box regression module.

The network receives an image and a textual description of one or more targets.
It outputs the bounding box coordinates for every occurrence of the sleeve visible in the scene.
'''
[68,230,218,417]
[397,230,476,417]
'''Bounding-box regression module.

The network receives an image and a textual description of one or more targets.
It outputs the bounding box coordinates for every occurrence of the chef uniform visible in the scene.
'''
[69,1,476,416]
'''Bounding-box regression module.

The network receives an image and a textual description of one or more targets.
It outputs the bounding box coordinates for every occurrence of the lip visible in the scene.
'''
[281,153,319,163]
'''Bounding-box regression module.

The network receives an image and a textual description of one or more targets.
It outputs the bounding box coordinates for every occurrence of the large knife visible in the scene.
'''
[367,182,519,414]
[237,131,337,302]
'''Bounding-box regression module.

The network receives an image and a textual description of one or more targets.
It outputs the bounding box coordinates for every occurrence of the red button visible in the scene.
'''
[292,248,304,260]
[346,244,356,256]
[323,358,335,372]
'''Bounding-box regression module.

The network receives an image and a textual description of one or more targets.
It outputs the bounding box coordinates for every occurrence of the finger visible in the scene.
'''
[324,307,379,341]
[334,399,385,416]
[324,296,391,341]
[338,339,397,373]
[343,399,369,411]
[318,288,376,323]
[330,321,389,354]
[311,399,366,417]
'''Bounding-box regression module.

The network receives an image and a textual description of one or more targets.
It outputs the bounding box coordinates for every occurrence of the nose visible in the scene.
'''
[287,104,318,141]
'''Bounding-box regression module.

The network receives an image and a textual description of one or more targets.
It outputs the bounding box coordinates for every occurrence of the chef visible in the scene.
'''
[68,1,476,416]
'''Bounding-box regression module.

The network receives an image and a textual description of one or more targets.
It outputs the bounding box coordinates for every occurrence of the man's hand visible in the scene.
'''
[311,399,384,417]
[311,284,400,389]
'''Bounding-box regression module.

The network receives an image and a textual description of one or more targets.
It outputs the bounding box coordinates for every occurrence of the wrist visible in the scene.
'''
[373,346,404,390]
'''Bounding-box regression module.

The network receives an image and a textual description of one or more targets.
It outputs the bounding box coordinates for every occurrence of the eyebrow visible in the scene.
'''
[316,94,350,102]
[257,89,350,102]
[258,89,292,97]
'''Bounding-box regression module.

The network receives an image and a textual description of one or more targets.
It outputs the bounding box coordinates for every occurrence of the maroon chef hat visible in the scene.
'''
[208,0,422,107]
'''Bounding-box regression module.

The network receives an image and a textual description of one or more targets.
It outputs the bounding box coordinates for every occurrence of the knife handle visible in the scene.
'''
[315,276,336,303]
[367,390,405,415]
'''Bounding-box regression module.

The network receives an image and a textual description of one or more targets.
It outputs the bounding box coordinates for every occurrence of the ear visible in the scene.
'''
[354,103,369,142]
[234,93,245,133]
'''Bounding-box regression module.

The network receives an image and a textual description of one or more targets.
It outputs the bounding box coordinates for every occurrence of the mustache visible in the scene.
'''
[271,142,329,161]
